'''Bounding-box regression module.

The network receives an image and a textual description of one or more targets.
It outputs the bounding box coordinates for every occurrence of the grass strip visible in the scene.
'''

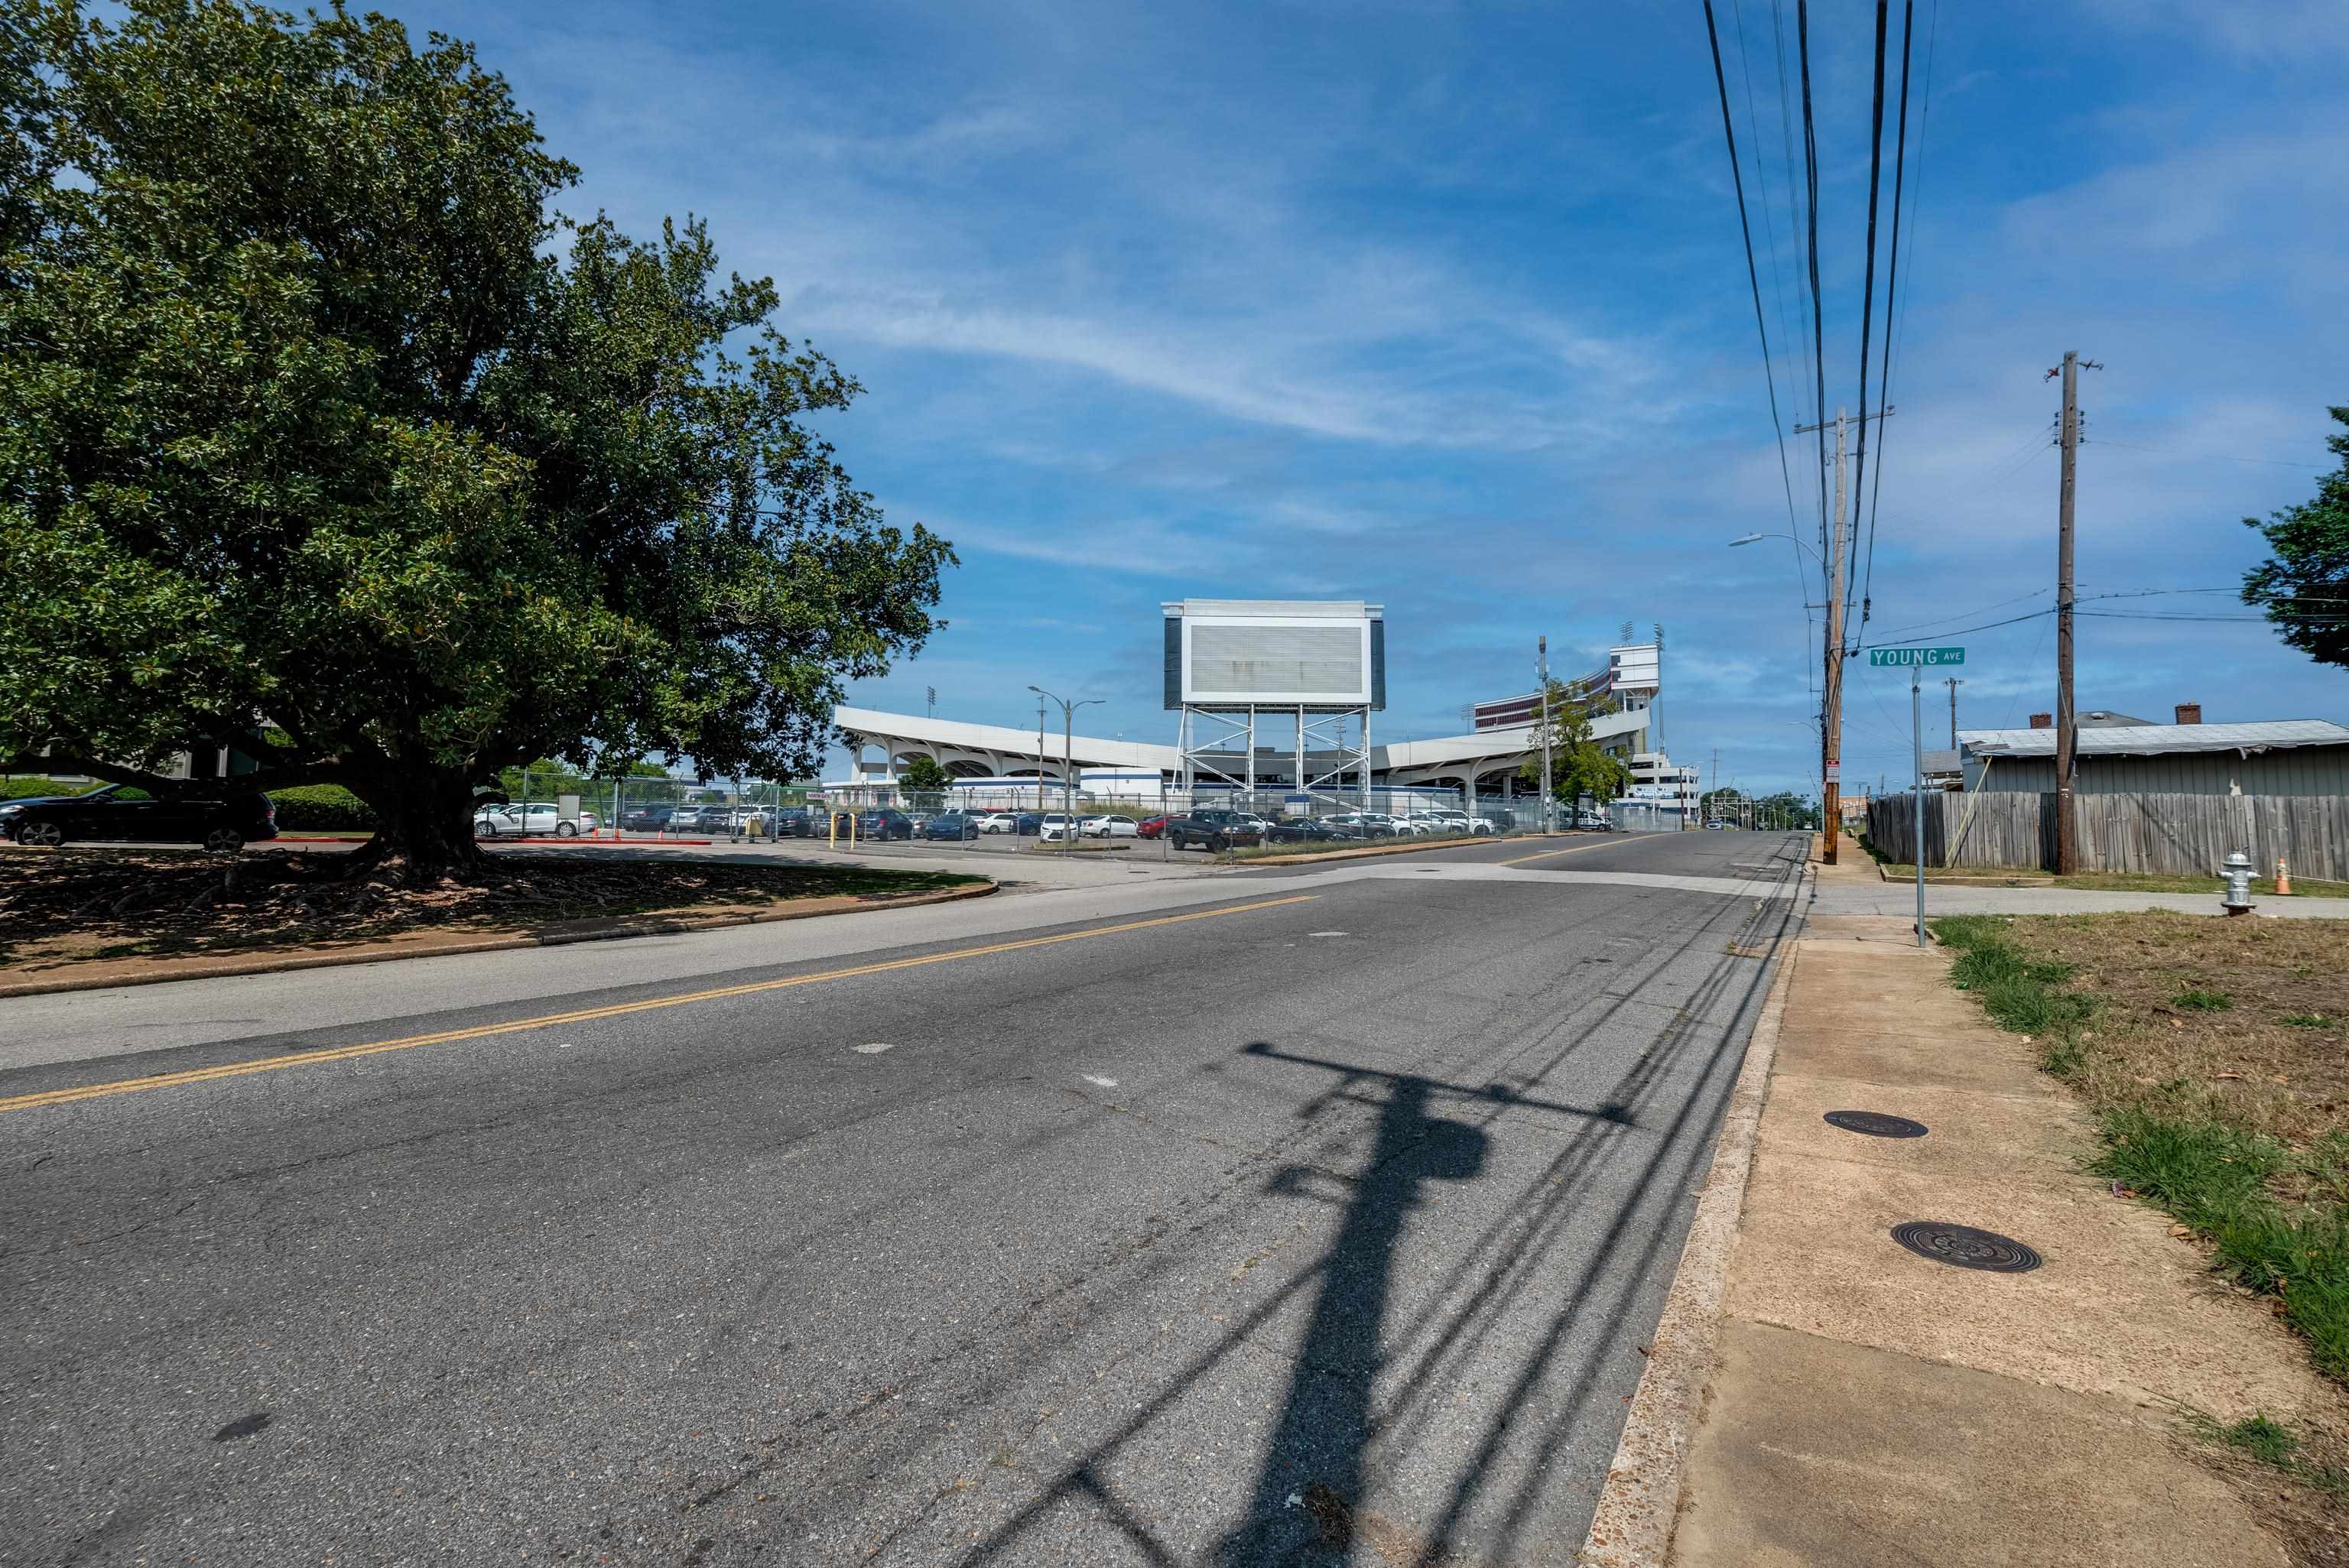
[1934,914,2349,1385]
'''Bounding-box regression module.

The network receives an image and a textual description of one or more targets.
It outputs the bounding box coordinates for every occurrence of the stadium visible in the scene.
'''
[830,599,1701,823]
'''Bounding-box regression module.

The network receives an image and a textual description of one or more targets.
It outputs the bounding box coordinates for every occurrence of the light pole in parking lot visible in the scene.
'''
[1029,686,1103,856]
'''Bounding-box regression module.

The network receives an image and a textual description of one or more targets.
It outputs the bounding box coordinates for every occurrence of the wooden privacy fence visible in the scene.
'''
[1866,791,2349,881]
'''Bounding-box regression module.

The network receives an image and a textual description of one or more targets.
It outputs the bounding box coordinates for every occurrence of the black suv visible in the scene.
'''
[1,782,278,851]
[1164,810,1262,852]
[854,809,916,841]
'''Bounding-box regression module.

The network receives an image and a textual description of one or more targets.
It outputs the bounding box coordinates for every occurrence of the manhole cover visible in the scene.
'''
[1890,1221,2042,1273]
[1824,1109,1928,1138]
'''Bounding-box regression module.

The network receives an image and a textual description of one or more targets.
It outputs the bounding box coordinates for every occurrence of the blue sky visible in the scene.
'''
[403,0,2349,794]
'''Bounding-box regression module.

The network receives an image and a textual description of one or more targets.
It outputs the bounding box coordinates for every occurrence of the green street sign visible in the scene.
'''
[1867,646,1965,667]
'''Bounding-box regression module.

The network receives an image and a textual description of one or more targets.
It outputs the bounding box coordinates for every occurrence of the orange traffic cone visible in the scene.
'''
[2276,858,2292,896]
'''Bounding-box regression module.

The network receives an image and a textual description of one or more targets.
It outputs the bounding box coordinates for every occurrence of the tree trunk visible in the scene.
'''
[343,769,485,883]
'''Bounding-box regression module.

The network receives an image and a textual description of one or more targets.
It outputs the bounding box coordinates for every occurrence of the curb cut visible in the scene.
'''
[0,880,998,999]
[1578,940,1798,1567]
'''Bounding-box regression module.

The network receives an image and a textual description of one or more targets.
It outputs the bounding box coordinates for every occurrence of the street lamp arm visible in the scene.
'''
[1728,531,1824,568]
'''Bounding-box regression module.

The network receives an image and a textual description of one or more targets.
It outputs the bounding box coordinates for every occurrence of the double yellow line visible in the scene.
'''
[0,894,1318,1115]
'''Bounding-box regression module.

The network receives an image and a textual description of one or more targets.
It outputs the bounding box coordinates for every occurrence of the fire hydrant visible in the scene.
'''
[2221,849,2256,916]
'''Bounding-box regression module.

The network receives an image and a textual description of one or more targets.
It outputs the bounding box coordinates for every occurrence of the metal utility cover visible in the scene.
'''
[1824,1110,1929,1139]
[1890,1220,2042,1273]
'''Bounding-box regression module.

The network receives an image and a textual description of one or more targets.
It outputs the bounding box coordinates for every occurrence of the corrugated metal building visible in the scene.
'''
[1959,719,2349,797]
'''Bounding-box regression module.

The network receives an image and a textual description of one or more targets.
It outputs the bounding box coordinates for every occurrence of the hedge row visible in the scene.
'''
[265,784,379,831]
[0,777,102,801]
[2,776,385,832]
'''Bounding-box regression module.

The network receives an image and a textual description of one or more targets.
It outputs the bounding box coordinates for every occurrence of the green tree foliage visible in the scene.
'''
[0,2,950,875]
[1514,679,1633,806]
[2242,406,2349,672]
[895,755,954,792]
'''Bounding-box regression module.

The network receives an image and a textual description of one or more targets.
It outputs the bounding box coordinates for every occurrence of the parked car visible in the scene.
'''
[1705,819,1728,830]
[1321,813,1388,839]
[4,782,277,852]
[768,805,817,838]
[856,808,917,840]
[974,812,1020,834]
[1012,812,1045,836]
[1265,817,1337,843]
[1081,814,1139,839]
[474,802,596,838]
[1035,813,1083,842]
[924,811,980,841]
[619,803,684,832]
[1136,814,1170,839]
[1164,810,1262,852]
[1574,810,1612,830]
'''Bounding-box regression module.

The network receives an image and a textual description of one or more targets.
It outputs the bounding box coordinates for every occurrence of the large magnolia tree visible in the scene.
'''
[0,1,950,875]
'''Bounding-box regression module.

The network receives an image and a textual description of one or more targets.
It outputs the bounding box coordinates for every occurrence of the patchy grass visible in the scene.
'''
[1875,863,2349,899]
[2174,1404,2349,1564]
[2058,869,2349,900]
[1935,912,2349,1391]
[0,849,986,972]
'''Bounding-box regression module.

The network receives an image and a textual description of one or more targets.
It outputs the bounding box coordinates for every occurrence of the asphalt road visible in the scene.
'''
[1,829,1805,1567]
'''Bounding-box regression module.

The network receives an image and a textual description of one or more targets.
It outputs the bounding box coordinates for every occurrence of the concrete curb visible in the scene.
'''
[1578,939,1799,1567]
[0,879,998,999]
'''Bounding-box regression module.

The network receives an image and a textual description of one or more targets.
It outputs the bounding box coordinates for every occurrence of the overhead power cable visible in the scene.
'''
[1701,2,1805,563]
[1857,0,1916,635]
[1844,0,1892,648]
[1796,1,1829,609]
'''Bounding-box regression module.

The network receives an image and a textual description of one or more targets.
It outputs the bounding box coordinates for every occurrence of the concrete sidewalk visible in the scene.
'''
[1646,912,2341,1566]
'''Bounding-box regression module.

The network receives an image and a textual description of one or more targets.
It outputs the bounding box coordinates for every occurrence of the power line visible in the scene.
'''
[1869,586,2051,641]
[1733,0,1807,449]
[1796,0,1829,605]
[1705,0,1817,716]
[2083,437,2328,470]
[1856,0,1916,632]
[1884,0,1938,405]
[1702,1,1803,557]
[1856,607,2055,649]
[1844,0,1892,645]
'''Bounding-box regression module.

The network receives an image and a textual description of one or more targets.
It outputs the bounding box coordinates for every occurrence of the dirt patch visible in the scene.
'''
[1990,911,2349,1150]
[0,849,987,974]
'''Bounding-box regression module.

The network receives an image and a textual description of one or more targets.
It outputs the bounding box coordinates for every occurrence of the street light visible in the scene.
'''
[1028,686,1104,855]
[1730,531,1827,573]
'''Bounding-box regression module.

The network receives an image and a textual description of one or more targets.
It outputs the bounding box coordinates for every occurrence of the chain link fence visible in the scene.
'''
[759,781,1679,865]
[473,771,1695,859]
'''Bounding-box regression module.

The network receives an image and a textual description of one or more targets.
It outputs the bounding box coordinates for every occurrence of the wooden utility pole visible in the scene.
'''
[1945,677,1964,748]
[2051,351,2098,874]
[1821,409,1850,861]
[1792,404,1891,864]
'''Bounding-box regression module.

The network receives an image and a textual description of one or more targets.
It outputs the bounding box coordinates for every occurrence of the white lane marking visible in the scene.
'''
[557,1042,575,1049]
[1307,931,1349,938]
[853,1043,897,1055]
[1083,1075,1119,1089]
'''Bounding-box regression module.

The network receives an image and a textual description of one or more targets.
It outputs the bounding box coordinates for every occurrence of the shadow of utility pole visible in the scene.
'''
[1213,1062,1490,1563]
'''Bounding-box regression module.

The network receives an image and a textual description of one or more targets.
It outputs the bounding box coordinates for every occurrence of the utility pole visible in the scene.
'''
[1945,677,1964,749]
[1538,637,1554,834]
[1036,698,1048,814]
[2051,350,2099,875]
[1789,404,1896,862]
